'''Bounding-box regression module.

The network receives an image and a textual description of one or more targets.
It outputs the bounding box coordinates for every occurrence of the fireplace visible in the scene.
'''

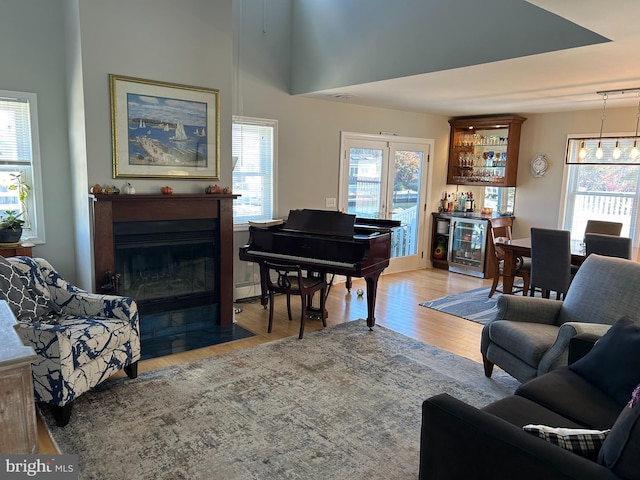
[111,219,218,314]
[92,194,251,359]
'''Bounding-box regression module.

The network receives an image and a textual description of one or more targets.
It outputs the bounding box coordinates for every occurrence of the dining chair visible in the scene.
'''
[572,220,624,275]
[529,227,572,300]
[585,233,632,259]
[263,262,327,339]
[487,217,530,297]
[584,220,623,238]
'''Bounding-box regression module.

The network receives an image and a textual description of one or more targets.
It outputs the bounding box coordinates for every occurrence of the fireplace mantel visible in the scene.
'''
[91,193,238,326]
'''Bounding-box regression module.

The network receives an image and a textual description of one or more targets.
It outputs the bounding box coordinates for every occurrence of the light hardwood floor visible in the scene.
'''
[37,267,493,453]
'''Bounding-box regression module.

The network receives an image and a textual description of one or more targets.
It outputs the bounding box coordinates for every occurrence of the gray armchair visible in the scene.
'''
[481,254,640,383]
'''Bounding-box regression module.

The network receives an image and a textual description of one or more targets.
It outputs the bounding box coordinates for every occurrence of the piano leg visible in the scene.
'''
[345,276,352,292]
[258,262,269,309]
[364,270,382,330]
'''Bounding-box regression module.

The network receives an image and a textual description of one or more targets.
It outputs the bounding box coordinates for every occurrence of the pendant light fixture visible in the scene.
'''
[578,141,588,160]
[568,87,640,165]
[612,139,622,159]
[595,93,607,160]
[631,93,640,160]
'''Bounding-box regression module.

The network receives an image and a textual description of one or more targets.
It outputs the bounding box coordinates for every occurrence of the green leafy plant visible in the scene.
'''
[0,210,25,230]
[7,173,30,228]
[8,173,30,202]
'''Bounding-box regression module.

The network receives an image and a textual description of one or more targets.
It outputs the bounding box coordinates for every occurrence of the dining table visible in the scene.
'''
[497,237,640,294]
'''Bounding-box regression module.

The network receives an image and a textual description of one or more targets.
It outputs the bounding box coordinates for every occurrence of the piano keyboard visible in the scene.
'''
[245,250,357,269]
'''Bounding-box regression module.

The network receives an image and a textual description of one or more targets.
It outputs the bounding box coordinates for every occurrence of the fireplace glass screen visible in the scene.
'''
[113,219,218,313]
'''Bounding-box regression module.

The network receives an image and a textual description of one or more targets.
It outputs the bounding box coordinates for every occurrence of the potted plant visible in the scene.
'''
[0,210,25,243]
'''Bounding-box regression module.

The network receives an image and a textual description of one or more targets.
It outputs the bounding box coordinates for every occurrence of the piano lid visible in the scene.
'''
[283,209,356,237]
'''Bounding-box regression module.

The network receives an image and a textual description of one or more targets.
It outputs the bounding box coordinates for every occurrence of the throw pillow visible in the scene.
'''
[598,384,640,480]
[523,424,610,460]
[569,316,640,406]
[0,255,40,322]
[8,256,57,317]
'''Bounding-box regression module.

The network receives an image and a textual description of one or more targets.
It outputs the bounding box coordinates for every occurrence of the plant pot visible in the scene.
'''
[0,227,22,244]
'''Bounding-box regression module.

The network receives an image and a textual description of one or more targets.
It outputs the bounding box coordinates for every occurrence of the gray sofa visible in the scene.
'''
[481,254,640,383]
[420,327,640,479]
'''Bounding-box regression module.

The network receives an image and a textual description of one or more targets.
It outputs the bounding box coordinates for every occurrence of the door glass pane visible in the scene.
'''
[347,147,383,218]
[391,150,423,257]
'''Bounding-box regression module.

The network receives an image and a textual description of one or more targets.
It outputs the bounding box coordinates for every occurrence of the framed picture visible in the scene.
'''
[109,74,220,179]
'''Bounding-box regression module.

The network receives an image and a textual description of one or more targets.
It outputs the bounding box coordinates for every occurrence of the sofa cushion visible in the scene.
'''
[569,316,640,407]
[486,320,560,367]
[523,424,610,461]
[516,367,622,429]
[482,395,585,429]
[598,385,640,480]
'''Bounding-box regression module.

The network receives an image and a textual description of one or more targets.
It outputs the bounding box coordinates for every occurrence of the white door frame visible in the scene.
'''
[338,131,434,273]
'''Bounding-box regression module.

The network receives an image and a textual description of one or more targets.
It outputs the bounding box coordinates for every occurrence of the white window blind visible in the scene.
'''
[0,91,42,240]
[232,116,276,225]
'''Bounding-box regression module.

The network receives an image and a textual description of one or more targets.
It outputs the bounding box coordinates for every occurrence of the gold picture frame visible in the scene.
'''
[110,74,220,179]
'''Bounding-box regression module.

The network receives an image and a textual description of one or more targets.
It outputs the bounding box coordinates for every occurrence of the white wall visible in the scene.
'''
[0,0,75,278]
[76,0,234,192]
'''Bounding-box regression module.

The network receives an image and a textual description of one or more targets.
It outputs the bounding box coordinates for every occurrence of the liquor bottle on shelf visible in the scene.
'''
[465,192,475,212]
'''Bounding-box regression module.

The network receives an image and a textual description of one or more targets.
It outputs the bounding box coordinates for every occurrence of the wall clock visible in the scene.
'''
[531,153,548,177]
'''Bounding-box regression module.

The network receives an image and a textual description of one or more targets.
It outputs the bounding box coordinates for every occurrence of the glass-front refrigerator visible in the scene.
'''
[448,217,488,277]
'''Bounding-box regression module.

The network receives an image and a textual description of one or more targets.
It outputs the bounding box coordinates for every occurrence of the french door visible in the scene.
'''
[338,132,432,273]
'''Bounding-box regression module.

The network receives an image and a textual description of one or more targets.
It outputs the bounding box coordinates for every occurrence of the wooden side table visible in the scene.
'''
[0,301,38,453]
[0,241,34,258]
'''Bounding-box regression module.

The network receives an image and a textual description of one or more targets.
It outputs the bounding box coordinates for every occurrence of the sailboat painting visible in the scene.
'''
[110,74,219,179]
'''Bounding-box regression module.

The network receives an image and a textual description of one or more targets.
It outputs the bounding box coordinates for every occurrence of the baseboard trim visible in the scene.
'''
[234,283,260,301]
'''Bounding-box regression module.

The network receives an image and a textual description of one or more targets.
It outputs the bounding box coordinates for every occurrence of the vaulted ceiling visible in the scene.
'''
[297,0,640,116]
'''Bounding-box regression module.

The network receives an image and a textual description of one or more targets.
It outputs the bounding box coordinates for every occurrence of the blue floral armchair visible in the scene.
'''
[1,256,140,427]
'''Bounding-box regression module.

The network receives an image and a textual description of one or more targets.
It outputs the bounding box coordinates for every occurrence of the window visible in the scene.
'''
[562,137,639,246]
[0,91,43,241]
[232,116,277,226]
[483,187,515,213]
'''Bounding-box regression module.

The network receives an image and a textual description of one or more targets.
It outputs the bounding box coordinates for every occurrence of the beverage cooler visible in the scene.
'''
[448,217,488,277]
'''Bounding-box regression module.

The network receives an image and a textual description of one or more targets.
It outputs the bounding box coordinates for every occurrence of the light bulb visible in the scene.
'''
[612,140,621,159]
[595,141,604,159]
[631,140,639,160]
[578,141,587,160]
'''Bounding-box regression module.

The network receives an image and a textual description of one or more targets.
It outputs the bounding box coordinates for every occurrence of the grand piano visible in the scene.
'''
[239,209,400,329]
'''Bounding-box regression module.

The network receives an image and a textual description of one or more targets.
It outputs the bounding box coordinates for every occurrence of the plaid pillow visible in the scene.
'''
[523,424,610,460]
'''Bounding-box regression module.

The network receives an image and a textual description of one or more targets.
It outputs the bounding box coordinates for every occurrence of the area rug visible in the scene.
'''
[420,285,500,324]
[419,284,540,325]
[43,319,519,480]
